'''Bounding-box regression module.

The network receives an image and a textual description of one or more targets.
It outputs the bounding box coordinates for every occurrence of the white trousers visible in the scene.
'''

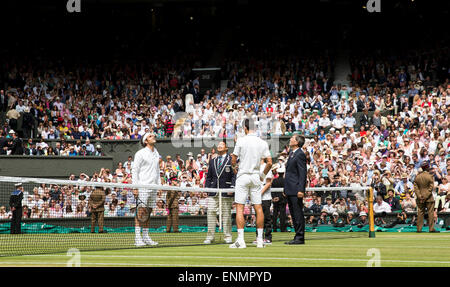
[205,195,234,241]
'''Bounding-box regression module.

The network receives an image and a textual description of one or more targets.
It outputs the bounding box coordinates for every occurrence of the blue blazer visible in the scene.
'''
[205,154,235,197]
[284,148,308,196]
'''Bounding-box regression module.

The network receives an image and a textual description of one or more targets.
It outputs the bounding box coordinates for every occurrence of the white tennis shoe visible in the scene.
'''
[229,239,246,249]
[134,238,146,247]
[143,237,159,246]
[256,239,265,248]
[203,239,213,244]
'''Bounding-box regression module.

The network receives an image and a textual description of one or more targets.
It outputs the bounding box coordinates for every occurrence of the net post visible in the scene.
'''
[218,187,223,232]
[368,187,376,238]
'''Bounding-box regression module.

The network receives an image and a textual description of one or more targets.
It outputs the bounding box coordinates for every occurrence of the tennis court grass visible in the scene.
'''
[0,232,449,267]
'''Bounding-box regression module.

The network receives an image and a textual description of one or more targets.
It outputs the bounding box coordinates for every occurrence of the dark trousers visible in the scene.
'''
[287,196,305,241]
[167,208,179,232]
[272,198,287,232]
[91,211,104,232]
[11,208,22,234]
[256,200,273,241]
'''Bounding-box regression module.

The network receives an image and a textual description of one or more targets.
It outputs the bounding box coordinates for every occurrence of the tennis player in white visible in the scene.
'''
[132,132,160,247]
[230,118,272,248]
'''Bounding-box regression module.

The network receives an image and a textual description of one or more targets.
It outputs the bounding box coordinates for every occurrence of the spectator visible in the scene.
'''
[374,194,392,226]
[105,203,118,217]
[152,200,168,216]
[320,197,336,224]
[436,177,449,211]
[187,197,201,216]
[385,189,401,211]
[178,197,189,215]
[83,139,95,155]
[395,173,414,199]
[116,201,129,217]
[0,206,10,219]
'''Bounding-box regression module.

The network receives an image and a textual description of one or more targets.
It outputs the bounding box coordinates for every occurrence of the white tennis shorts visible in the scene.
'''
[234,174,262,205]
[138,189,157,209]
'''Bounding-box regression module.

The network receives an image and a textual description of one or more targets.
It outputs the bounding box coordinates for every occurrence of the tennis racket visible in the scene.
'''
[134,189,153,223]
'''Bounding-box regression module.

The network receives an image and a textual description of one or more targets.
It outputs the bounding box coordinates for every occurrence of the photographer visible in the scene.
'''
[371,170,387,199]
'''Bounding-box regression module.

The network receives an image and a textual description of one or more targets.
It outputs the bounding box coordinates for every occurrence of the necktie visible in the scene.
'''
[218,156,224,170]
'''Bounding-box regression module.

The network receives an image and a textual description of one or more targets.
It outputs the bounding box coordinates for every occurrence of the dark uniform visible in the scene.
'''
[271,173,287,232]
[10,185,23,234]
[204,153,235,242]
[88,188,106,233]
[414,164,437,232]
[284,147,307,244]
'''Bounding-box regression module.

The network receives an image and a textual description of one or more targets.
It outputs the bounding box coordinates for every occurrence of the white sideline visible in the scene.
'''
[16,254,450,265]
[0,261,256,267]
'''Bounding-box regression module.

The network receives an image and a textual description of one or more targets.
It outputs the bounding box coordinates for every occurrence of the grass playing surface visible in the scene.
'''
[0,232,449,267]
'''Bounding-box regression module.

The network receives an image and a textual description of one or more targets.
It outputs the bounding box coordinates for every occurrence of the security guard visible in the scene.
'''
[10,183,24,234]
[414,162,439,233]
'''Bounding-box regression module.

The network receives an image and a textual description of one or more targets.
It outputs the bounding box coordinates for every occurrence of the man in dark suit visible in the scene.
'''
[359,109,371,127]
[24,142,38,156]
[8,130,24,155]
[0,130,8,155]
[285,118,296,133]
[0,90,8,125]
[284,134,307,244]
[10,183,24,234]
[356,94,366,112]
[204,141,236,244]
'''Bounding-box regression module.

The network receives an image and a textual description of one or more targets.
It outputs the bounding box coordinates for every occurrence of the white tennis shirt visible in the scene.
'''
[132,146,161,185]
[233,133,271,178]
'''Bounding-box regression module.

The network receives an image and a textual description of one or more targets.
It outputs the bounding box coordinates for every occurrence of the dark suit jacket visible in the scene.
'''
[10,190,23,209]
[0,94,8,112]
[0,137,7,154]
[284,148,307,196]
[24,148,38,156]
[286,122,295,132]
[385,197,401,211]
[356,100,365,112]
[205,154,235,197]
[10,138,24,155]
[359,114,371,127]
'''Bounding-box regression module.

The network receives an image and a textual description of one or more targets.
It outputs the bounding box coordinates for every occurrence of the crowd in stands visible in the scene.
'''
[0,44,449,229]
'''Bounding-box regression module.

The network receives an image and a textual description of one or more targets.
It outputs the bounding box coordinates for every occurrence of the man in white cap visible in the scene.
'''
[132,132,160,247]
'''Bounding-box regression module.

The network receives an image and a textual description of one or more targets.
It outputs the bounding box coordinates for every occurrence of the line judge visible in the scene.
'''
[203,141,235,244]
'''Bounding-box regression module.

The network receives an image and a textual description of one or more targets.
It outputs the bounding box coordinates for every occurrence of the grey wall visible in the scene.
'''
[0,156,114,178]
